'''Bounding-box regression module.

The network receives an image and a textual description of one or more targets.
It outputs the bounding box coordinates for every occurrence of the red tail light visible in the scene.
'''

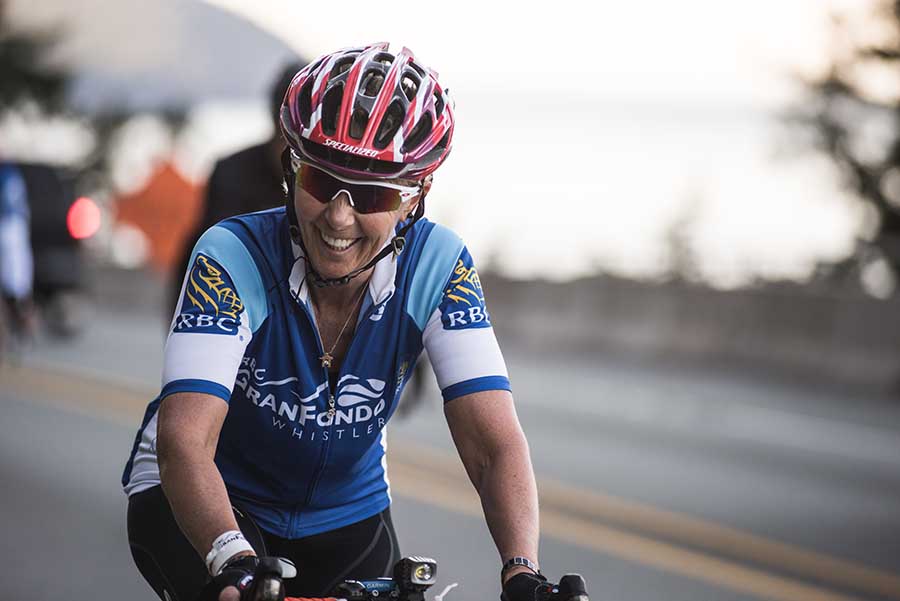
[67,196,101,240]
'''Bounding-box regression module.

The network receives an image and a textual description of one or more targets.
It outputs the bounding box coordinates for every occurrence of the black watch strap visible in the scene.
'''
[502,556,541,576]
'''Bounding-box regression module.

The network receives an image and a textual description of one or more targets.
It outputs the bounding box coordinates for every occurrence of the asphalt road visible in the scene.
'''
[3,301,900,601]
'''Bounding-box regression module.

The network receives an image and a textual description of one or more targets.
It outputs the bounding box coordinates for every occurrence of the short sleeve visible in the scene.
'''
[161,225,268,402]
[414,229,510,402]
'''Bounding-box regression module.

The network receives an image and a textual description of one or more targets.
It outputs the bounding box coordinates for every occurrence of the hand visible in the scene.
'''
[198,555,257,601]
[500,571,549,601]
[198,556,297,601]
[502,573,590,601]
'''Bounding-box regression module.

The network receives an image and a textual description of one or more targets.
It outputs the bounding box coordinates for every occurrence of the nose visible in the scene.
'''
[323,191,356,230]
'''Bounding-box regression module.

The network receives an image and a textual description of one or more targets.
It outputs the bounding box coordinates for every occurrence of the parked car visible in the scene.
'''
[18,162,88,337]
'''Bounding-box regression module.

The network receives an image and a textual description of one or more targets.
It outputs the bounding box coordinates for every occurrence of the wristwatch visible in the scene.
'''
[501,556,541,577]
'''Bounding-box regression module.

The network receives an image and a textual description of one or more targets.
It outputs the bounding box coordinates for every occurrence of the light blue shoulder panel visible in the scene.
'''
[406,223,465,332]
[191,225,269,333]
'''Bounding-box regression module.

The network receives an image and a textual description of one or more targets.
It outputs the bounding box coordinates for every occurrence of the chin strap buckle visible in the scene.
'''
[392,236,406,257]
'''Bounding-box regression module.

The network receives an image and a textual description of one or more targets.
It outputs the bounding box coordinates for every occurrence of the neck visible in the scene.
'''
[309,274,369,310]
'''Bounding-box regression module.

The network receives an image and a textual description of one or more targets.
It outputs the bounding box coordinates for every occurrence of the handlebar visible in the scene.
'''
[249,556,589,601]
[536,574,590,601]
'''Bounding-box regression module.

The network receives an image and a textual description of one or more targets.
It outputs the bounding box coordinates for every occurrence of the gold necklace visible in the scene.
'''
[314,284,367,370]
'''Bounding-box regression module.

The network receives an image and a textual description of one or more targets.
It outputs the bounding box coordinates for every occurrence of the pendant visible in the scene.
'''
[320,352,333,369]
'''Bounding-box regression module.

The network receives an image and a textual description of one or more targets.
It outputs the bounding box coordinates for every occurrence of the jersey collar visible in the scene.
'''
[287,237,398,307]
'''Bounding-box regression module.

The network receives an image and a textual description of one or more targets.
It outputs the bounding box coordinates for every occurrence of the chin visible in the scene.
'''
[310,251,361,278]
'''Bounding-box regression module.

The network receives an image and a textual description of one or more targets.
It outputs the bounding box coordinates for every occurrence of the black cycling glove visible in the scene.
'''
[501,571,550,601]
[198,555,259,601]
[197,556,296,601]
[502,573,590,601]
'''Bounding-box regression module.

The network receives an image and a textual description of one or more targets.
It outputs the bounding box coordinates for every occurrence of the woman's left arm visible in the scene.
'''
[444,389,540,584]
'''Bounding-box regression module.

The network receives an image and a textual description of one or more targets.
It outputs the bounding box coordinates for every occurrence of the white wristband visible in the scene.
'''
[205,530,255,576]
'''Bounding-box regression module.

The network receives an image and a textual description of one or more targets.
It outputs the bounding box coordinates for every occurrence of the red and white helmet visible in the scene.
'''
[280,42,454,181]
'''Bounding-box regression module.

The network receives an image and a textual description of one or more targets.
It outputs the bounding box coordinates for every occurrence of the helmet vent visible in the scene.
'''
[298,78,314,126]
[307,56,327,74]
[373,100,405,150]
[349,108,369,140]
[400,73,420,101]
[331,55,357,78]
[321,84,344,135]
[417,128,451,166]
[408,61,426,79]
[433,89,445,118]
[401,113,432,154]
[361,70,386,97]
[374,53,394,67]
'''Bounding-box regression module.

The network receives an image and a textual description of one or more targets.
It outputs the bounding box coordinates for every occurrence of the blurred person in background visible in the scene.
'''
[19,162,87,338]
[123,43,573,601]
[168,60,307,318]
[0,160,35,347]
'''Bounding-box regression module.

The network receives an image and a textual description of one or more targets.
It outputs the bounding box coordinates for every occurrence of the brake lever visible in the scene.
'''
[555,574,589,601]
[245,557,288,601]
[534,574,589,601]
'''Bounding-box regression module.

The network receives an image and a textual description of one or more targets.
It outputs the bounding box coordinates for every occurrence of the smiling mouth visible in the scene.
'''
[319,228,360,252]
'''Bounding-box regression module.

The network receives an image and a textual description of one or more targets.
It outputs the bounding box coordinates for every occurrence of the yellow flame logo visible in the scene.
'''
[444,259,484,306]
[186,255,244,320]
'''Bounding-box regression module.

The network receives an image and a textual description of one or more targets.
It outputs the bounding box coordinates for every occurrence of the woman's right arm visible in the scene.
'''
[157,391,254,562]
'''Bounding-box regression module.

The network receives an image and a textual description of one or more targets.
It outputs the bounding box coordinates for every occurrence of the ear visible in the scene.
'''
[280,148,296,200]
[404,175,432,217]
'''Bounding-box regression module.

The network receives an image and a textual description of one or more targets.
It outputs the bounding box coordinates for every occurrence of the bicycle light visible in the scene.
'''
[394,556,438,591]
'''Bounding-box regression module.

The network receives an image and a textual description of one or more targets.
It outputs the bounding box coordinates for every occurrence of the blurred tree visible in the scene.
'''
[803,0,900,293]
[0,1,69,114]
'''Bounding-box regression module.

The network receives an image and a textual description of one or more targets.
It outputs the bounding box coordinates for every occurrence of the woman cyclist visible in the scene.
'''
[123,43,559,601]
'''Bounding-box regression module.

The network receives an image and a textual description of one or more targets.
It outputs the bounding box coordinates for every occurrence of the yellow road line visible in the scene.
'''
[542,512,870,601]
[5,363,898,601]
[3,361,149,422]
[390,442,900,601]
[389,461,870,601]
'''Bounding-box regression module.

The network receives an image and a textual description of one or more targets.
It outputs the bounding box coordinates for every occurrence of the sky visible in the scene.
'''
[3,0,890,287]
[205,0,852,106]
[201,0,878,285]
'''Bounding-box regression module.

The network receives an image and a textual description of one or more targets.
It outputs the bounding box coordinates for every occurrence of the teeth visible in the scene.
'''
[320,230,356,250]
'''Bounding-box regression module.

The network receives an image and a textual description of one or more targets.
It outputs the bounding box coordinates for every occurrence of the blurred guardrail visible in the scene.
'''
[482,273,900,394]
[82,261,900,393]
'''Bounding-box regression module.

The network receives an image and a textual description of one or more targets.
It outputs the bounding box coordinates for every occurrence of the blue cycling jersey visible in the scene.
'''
[122,208,510,538]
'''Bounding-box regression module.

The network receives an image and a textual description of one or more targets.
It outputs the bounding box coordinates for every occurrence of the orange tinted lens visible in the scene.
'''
[296,163,404,213]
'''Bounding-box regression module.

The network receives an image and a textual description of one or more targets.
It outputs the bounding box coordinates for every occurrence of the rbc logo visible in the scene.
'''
[439,249,492,331]
[175,313,240,335]
[173,253,245,336]
[444,306,489,328]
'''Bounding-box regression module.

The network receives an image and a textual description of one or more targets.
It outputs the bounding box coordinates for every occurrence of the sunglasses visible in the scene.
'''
[293,160,421,214]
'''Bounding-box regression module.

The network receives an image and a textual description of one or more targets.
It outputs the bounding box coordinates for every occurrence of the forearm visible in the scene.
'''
[446,391,541,582]
[159,446,243,561]
[473,436,540,573]
[156,391,247,564]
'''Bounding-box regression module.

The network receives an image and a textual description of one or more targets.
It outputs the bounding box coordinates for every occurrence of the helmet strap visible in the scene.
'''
[281,148,303,244]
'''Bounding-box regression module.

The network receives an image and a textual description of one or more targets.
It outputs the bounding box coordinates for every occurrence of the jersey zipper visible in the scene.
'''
[289,298,330,532]
[292,289,388,533]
